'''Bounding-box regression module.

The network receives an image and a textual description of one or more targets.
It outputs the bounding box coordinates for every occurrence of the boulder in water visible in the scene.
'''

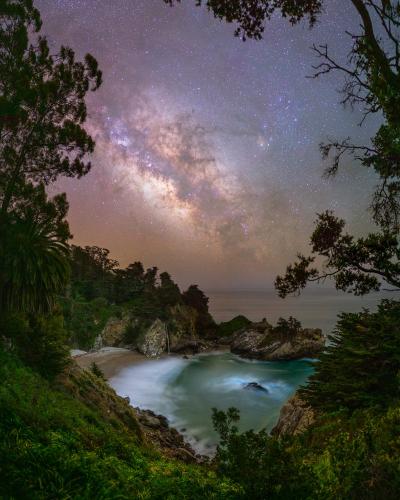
[243,382,269,393]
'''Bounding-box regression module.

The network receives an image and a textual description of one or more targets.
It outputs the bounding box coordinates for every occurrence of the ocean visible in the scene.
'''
[206,288,395,335]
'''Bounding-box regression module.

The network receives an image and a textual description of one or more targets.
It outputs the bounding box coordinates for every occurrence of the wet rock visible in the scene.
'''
[243,382,269,393]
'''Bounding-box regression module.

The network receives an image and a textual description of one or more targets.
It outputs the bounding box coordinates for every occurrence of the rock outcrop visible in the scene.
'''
[230,321,324,361]
[271,393,315,436]
[136,408,204,463]
[94,315,131,349]
[137,319,167,357]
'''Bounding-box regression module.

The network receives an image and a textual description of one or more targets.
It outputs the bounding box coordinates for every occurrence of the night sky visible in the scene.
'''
[37,0,381,290]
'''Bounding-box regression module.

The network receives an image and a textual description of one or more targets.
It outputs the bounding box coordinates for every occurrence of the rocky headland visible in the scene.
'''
[229,319,324,361]
[92,312,325,362]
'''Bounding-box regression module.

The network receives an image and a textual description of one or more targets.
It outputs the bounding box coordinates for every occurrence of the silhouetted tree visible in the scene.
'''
[158,271,182,307]
[70,245,118,301]
[183,284,215,333]
[0,0,101,218]
[182,284,209,314]
[144,266,158,291]
[274,316,302,337]
[300,300,400,412]
[113,261,145,303]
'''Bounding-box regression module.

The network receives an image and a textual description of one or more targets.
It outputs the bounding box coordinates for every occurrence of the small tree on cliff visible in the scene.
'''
[183,284,215,333]
[158,272,182,308]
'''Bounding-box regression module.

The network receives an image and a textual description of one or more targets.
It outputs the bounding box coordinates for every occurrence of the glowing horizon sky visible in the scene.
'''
[38,0,381,290]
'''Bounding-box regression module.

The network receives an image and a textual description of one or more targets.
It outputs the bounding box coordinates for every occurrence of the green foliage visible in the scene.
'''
[158,271,182,308]
[217,315,251,337]
[0,311,69,378]
[123,320,146,345]
[62,295,121,350]
[70,245,118,301]
[300,299,400,413]
[273,316,302,337]
[275,211,400,297]
[0,213,70,313]
[212,405,400,499]
[183,284,216,334]
[0,348,239,499]
[212,407,311,499]
[90,362,106,381]
[67,247,214,348]
[0,0,101,216]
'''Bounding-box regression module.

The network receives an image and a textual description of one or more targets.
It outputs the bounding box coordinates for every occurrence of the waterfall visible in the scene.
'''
[166,325,170,354]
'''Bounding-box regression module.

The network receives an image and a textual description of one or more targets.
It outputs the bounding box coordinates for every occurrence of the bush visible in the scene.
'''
[62,296,121,350]
[212,407,311,499]
[0,311,69,378]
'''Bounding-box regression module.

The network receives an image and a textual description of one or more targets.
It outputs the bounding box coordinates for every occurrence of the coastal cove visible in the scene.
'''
[76,349,314,455]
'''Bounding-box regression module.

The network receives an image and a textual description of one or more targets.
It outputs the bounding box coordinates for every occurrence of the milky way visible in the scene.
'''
[37,0,381,289]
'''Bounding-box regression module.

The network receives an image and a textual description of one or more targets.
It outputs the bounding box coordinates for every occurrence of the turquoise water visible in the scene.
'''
[110,352,314,454]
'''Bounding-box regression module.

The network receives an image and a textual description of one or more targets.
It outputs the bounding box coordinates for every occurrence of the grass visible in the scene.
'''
[0,347,240,499]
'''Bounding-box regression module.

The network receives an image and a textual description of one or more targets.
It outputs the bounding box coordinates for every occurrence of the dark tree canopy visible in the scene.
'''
[300,300,400,412]
[0,0,102,217]
[275,210,400,296]
[164,0,322,40]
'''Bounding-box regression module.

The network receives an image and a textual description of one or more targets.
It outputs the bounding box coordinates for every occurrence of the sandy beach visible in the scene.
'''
[73,348,157,379]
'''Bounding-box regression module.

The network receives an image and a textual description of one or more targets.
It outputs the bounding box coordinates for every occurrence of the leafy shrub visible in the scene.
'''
[62,296,122,350]
[90,362,106,381]
[212,407,311,499]
[0,311,69,378]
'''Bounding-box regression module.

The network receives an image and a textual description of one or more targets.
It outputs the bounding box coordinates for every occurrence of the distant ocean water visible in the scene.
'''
[206,288,396,335]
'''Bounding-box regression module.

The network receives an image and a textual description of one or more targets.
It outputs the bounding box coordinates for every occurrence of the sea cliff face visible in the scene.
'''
[93,305,211,357]
[230,321,324,361]
[271,393,315,436]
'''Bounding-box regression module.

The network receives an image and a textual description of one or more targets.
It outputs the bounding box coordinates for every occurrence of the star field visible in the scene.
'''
[37,0,381,289]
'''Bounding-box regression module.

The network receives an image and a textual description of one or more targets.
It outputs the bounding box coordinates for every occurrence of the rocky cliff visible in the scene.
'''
[230,320,324,360]
[94,304,208,357]
[136,319,167,357]
[271,393,315,436]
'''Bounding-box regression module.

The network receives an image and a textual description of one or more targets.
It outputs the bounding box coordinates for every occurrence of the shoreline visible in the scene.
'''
[73,346,230,379]
[73,348,159,379]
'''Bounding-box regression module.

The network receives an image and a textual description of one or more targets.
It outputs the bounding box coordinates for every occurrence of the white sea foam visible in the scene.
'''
[109,353,313,455]
[109,356,187,421]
